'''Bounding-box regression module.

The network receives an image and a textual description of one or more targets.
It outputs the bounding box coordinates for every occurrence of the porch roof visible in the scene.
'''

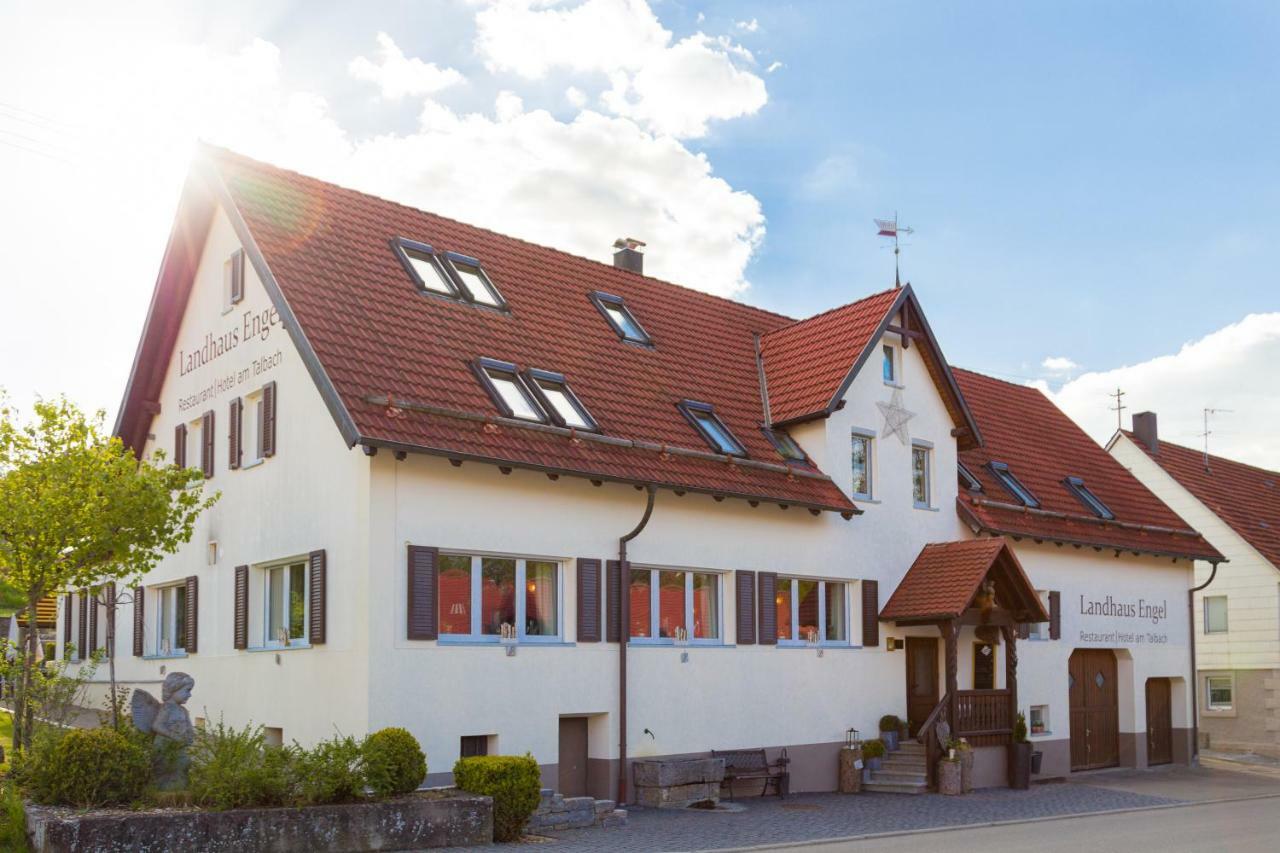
[880,538,1049,624]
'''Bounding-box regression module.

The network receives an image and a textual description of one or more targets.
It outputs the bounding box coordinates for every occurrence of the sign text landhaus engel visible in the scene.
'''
[178,307,281,376]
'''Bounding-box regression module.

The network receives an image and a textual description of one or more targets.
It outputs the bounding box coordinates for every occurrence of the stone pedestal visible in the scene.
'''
[632,758,725,809]
[938,759,962,795]
[838,747,863,794]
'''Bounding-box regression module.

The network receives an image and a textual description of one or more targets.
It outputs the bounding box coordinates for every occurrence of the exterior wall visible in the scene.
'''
[57,206,373,744]
[1198,668,1280,757]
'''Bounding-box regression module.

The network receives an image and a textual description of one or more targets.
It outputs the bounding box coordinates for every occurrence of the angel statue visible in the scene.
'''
[131,672,196,789]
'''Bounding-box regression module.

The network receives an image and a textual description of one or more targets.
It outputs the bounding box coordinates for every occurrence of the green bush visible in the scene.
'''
[861,738,886,759]
[453,755,541,842]
[0,782,29,852]
[878,715,900,732]
[362,728,426,798]
[293,734,365,806]
[1014,712,1028,743]
[188,720,292,810]
[24,727,149,807]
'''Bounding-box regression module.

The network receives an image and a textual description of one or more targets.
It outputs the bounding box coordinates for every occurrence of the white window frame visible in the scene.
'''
[263,559,309,648]
[437,554,563,644]
[1205,674,1233,711]
[774,576,850,647]
[155,583,187,657]
[1029,704,1051,736]
[851,429,874,500]
[911,441,933,509]
[882,344,896,385]
[627,566,722,646]
[1203,595,1229,635]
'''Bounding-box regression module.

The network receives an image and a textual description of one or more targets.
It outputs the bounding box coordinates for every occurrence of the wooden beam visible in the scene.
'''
[946,620,960,736]
[958,608,1016,627]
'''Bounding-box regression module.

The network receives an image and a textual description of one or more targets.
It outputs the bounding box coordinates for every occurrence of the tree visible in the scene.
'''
[0,395,217,750]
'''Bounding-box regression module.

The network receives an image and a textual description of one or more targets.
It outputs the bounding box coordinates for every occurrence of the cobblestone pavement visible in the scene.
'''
[437,784,1182,852]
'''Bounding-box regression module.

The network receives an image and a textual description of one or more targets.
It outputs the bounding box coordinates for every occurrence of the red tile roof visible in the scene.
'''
[953,369,1222,562]
[1123,434,1280,569]
[881,539,1046,622]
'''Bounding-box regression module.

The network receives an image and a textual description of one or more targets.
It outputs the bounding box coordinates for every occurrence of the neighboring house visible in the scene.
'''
[56,147,1220,800]
[1110,414,1280,756]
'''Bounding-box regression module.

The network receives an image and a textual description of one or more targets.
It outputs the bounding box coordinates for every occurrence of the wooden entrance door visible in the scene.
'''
[906,637,939,737]
[1069,649,1119,770]
[558,717,589,796]
[1146,678,1173,766]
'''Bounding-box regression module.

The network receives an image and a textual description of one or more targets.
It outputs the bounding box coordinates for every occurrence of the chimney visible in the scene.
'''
[613,237,645,274]
[1132,411,1159,453]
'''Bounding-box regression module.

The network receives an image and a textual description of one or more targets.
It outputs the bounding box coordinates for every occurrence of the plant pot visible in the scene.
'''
[938,760,962,795]
[1031,750,1043,775]
[867,755,883,772]
[959,749,974,793]
[880,730,899,751]
[1010,742,1033,790]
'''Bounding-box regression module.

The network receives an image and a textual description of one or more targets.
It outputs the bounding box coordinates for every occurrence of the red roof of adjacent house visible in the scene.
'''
[1122,434,1280,569]
[953,369,1222,562]
[880,539,1047,622]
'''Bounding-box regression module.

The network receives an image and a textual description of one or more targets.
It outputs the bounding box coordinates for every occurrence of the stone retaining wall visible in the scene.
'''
[525,789,627,832]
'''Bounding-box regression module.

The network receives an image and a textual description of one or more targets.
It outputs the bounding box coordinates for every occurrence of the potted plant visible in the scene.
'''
[1011,711,1035,789]
[953,738,974,793]
[878,715,900,752]
[937,750,962,796]
[862,738,885,772]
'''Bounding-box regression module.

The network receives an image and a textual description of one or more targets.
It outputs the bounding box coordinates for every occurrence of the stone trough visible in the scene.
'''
[632,757,725,809]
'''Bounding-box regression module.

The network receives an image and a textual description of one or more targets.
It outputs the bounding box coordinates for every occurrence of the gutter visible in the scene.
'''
[1188,563,1219,762]
[617,485,656,805]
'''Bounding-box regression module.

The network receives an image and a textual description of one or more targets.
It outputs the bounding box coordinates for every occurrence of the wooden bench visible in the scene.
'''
[711,747,790,800]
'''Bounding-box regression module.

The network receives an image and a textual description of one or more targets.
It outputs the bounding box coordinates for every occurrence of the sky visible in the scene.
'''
[1,0,1277,467]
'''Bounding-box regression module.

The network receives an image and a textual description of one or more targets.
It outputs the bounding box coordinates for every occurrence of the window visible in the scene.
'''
[628,567,720,642]
[525,369,597,431]
[773,577,847,644]
[763,428,805,462]
[958,462,982,492]
[460,735,490,757]
[678,400,745,456]
[1029,705,1049,735]
[973,642,996,690]
[266,561,307,646]
[912,444,931,508]
[882,344,896,383]
[1204,595,1228,634]
[1028,590,1052,640]
[156,584,187,656]
[851,432,873,499]
[1063,476,1115,520]
[475,358,546,422]
[987,461,1040,507]
[223,248,245,309]
[393,239,507,308]
[590,291,652,345]
[438,554,560,641]
[443,253,505,308]
[1206,675,1233,711]
[395,239,457,296]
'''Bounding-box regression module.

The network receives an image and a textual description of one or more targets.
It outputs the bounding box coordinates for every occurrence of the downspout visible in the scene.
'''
[618,485,657,805]
[1188,561,1219,762]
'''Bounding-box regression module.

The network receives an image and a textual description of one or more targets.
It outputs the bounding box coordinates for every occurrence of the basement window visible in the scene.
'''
[763,427,806,462]
[475,358,545,422]
[1063,476,1114,520]
[525,369,597,431]
[678,400,746,456]
[442,253,505,308]
[590,291,651,345]
[987,461,1040,508]
[958,461,982,492]
[394,238,457,296]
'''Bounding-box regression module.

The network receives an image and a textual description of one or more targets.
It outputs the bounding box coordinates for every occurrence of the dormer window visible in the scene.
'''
[475,358,545,422]
[395,239,457,296]
[678,400,745,456]
[393,239,506,308]
[590,291,651,345]
[1064,476,1114,520]
[443,253,504,308]
[958,461,982,492]
[987,461,1039,507]
[763,427,805,462]
[525,369,597,431]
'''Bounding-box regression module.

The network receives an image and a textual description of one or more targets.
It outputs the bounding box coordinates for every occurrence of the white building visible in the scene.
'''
[58,147,1222,798]
[1110,414,1280,757]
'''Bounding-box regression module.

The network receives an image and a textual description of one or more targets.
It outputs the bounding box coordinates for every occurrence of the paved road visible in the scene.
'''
[780,795,1280,853]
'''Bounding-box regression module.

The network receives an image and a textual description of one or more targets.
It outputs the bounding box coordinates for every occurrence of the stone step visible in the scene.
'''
[868,770,927,785]
[894,742,926,753]
[863,780,928,795]
[881,758,927,770]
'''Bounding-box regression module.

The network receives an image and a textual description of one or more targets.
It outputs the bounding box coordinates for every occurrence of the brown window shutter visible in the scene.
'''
[201,410,215,478]
[861,579,880,647]
[132,586,145,657]
[605,560,623,642]
[229,248,245,304]
[757,572,777,645]
[576,558,602,643]
[78,589,88,656]
[736,570,756,645]
[64,594,73,647]
[87,587,98,655]
[105,583,116,659]
[184,575,199,653]
[261,381,277,457]
[1049,590,1061,640]
[174,423,187,468]
[228,398,243,470]
[233,566,249,650]
[309,549,327,645]
[407,545,438,640]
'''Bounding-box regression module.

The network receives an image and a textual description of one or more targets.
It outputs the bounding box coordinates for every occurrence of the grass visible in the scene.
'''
[0,710,11,774]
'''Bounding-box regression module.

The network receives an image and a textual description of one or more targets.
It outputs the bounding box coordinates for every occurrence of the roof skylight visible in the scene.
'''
[475,358,544,422]
[396,239,457,296]
[763,427,806,462]
[526,369,597,431]
[958,462,982,492]
[1064,476,1115,520]
[987,461,1040,507]
[443,253,504,308]
[393,239,506,309]
[679,400,746,457]
[590,291,651,345]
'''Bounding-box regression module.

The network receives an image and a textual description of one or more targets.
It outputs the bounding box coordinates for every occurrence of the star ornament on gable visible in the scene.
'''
[876,389,916,445]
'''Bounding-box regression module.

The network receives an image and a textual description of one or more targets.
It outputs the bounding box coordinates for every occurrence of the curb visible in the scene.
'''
[693,791,1280,852]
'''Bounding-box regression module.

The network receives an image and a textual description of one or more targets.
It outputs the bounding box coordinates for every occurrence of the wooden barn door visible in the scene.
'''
[1069,649,1119,771]
[1146,678,1173,766]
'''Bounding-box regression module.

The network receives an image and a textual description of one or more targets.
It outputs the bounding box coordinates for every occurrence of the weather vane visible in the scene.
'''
[875,213,914,288]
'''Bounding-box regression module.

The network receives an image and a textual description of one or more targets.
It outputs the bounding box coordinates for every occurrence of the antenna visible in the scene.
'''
[1108,387,1127,432]
[1200,408,1234,470]
[875,213,914,288]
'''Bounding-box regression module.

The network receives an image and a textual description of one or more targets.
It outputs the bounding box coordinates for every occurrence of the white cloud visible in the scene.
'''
[1044,314,1280,469]
[474,0,766,138]
[801,154,858,199]
[736,18,760,33]
[564,85,587,107]
[766,60,783,73]
[348,32,464,99]
[1040,356,1079,374]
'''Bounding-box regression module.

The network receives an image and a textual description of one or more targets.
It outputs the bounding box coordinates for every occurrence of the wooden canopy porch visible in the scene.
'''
[881,539,1050,788]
